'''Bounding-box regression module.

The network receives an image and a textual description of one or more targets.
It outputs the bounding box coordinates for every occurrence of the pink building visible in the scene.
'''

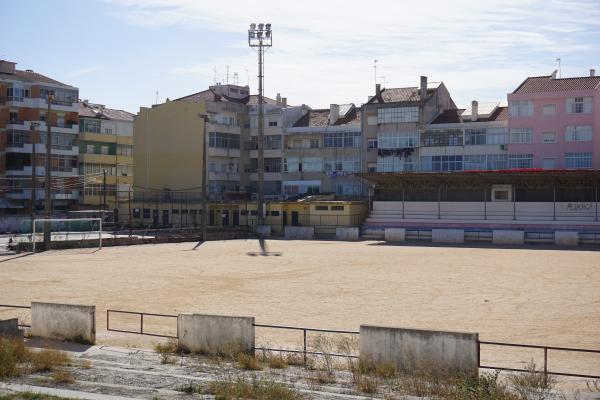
[507,70,600,169]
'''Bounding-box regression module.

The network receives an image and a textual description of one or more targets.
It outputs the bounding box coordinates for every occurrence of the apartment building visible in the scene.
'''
[0,60,79,215]
[507,70,600,169]
[283,103,363,196]
[422,101,509,171]
[361,77,456,173]
[78,101,134,213]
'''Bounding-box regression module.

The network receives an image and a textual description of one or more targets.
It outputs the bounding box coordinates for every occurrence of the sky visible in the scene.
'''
[2,0,600,113]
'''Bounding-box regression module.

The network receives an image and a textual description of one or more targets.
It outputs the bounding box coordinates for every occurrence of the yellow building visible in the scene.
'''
[78,101,134,215]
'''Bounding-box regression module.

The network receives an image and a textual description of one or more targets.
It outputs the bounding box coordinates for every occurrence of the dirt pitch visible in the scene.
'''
[1,239,599,381]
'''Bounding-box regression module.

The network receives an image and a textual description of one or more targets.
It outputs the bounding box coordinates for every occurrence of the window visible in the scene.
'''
[133,208,141,218]
[542,132,557,143]
[104,128,113,134]
[302,157,323,172]
[208,132,240,149]
[510,128,533,144]
[117,144,133,156]
[310,139,319,148]
[565,152,592,168]
[143,209,150,218]
[315,205,328,211]
[6,87,30,101]
[250,135,281,150]
[79,119,101,133]
[323,131,360,148]
[117,164,131,176]
[420,155,463,172]
[422,129,463,146]
[268,121,278,127]
[566,97,592,114]
[367,163,377,173]
[270,211,280,216]
[86,144,95,154]
[509,100,533,117]
[331,205,344,211]
[508,154,533,169]
[464,127,508,145]
[284,157,299,172]
[100,145,109,155]
[324,156,360,172]
[543,104,556,115]
[6,129,30,147]
[378,156,416,172]
[377,132,419,149]
[264,158,282,173]
[542,158,555,169]
[367,139,378,149]
[565,125,592,142]
[377,107,419,123]
[9,112,18,123]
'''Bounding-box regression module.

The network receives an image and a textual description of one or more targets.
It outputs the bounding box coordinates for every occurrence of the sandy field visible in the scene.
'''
[1,239,599,382]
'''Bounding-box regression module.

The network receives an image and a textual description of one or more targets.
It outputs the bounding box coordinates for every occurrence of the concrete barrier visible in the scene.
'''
[432,229,464,244]
[492,230,524,245]
[31,302,95,344]
[255,225,271,237]
[555,231,578,246]
[284,226,314,240]
[359,325,479,376]
[336,227,359,241]
[384,228,406,242]
[178,313,255,355]
[0,318,21,337]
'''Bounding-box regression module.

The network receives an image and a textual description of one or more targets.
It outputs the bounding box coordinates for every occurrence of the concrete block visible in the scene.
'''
[255,225,271,237]
[0,318,21,337]
[31,302,95,344]
[284,226,314,240]
[336,227,359,241]
[555,231,578,246]
[384,228,406,242]
[432,229,464,244]
[178,313,255,355]
[360,325,479,376]
[492,230,524,245]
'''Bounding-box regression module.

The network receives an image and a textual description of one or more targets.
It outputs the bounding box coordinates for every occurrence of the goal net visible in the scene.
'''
[30,218,103,252]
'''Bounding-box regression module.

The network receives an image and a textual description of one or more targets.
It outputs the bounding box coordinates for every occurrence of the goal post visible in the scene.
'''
[31,218,102,252]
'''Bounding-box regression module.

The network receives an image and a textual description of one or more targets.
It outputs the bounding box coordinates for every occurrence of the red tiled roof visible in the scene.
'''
[430,106,508,124]
[513,75,600,93]
[175,89,277,105]
[292,105,360,127]
[79,101,135,121]
[0,69,75,88]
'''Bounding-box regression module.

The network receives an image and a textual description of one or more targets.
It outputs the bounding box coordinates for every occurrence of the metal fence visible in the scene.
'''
[479,340,600,379]
[106,309,178,338]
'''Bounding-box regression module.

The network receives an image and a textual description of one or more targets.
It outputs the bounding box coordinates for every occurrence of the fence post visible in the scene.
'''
[106,310,109,330]
[303,329,307,366]
[543,347,548,385]
[140,313,144,334]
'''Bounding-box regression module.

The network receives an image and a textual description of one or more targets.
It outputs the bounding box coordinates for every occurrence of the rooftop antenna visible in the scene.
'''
[213,66,217,84]
[373,59,378,88]
[226,65,230,84]
[245,68,249,86]
[234,72,239,85]
[556,57,562,78]
[155,91,158,105]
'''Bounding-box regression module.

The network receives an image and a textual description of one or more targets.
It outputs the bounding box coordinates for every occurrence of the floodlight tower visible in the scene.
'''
[248,22,272,227]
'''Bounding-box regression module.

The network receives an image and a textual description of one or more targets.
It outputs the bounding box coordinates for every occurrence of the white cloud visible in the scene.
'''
[106,0,600,108]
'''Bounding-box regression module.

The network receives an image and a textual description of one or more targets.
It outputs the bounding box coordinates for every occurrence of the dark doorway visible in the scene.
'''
[233,210,240,226]
[291,211,299,226]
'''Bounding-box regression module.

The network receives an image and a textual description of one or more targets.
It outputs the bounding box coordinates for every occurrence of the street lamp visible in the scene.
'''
[43,91,55,249]
[30,122,40,224]
[248,22,272,228]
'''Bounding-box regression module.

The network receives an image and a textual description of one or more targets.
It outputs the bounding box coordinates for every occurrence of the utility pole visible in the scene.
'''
[128,185,132,239]
[30,122,39,225]
[248,23,272,227]
[199,114,209,242]
[43,92,54,249]
[103,169,107,212]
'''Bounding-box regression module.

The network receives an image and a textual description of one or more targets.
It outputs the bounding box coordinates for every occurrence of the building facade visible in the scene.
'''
[361,77,456,174]
[284,103,364,197]
[78,101,134,213]
[507,70,600,170]
[0,60,79,215]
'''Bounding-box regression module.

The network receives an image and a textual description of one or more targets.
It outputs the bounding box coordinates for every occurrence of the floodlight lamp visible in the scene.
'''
[249,31,256,39]
[265,23,271,31]
[265,30,271,38]
[250,23,256,30]
[258,23,264,30]
[257,30,263,38]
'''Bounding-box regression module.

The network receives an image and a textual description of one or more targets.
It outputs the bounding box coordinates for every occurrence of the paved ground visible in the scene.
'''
[0,239,599,387]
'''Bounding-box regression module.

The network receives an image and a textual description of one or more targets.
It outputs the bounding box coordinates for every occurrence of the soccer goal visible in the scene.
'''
[31,218,103,252]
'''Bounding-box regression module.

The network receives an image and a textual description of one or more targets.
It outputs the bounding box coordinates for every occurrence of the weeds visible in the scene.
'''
[0,392,75,400]
[0,337,71,380]
[29,349,70,373]
[236,353,263,371]
[0,337,27,379]
[258,350,287,369]
[51,370,75,384]
[205,374,305,400]
[153,340,179,364]
[508,360,558,400]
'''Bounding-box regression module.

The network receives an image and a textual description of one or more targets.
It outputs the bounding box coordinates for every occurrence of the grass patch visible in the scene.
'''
[0,338,71,380]
[0,337,27,379]
[52,370,75,384]
[236,353,262,371]
[258,351,288,369]
[29,349,70,373]
[356,375,378,394]
[205,375,305,400]
[0,392,75,400]
[153,340,180,364]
